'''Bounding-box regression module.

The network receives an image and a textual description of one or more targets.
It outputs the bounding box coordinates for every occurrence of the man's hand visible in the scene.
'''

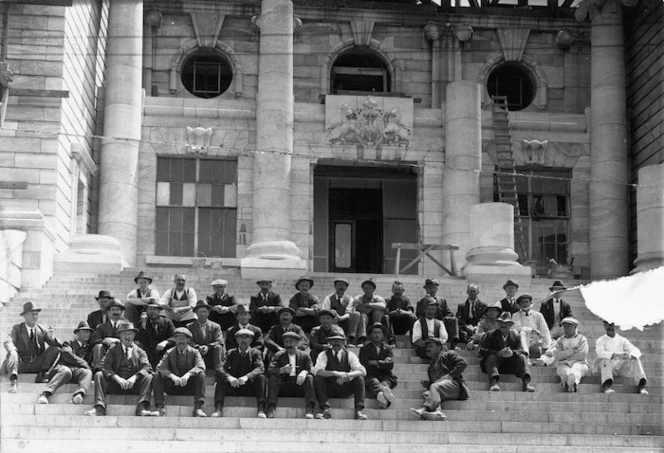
[180,373,190,386]
[171,375,182,386]
[126,375,137,389]
[227,376,239,388]
[156,341,168,352]
[532,329,541,337]
[279,364,293,374]
[115,376,129,390]
[238,376,248,386]
[258,306,269,313]
[367,360,378,366]
[213,306,224,313]
[199,345,208,356]
[296,373,306,386]
[420,380,431,389]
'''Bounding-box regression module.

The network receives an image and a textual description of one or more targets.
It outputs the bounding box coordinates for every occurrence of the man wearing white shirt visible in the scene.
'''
[321,278,361,342]
[312,334,367,420]
[159,273,197,327]
[512,295,551,360]
[125,271,160,325]
[542,317,589,392]
[595,321,648,395]
[412,299,448,360]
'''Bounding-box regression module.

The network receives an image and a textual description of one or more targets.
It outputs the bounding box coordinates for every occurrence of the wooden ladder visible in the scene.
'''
[492,96,528,263]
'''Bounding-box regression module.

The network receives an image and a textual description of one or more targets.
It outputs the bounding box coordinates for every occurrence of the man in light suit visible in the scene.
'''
[267,331,316,419]
[152,327,207,417]
[186,300,224,373]
[2,301,61,393]
[85,322,153,416]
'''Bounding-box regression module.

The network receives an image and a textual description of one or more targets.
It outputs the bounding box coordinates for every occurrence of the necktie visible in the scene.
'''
[263,294,268,303]
[124,347,130,360]
[30,328,35,343]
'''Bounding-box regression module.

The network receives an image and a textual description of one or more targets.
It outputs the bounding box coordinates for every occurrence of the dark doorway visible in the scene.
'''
[329,189,383,273]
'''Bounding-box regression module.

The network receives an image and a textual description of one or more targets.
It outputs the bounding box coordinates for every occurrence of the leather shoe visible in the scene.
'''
[210,408,223,418]
[489,384,500,392]
[354,411,368,420]
[382,386,395,403]
[72,393,84,405]
[315,408,331,419]
[266,407,276,418]
[85,406,106,416]
[8,381,17,393]
[37,395,49,404]
[376,391,388,409]
[152,407,166,417]
[35,373,48,384]
[409,407,425,419]
[257,410,267,419]
[135,408,152,417]
[193,408,207,417]
[523,383,535,393]
[422,410,447,421]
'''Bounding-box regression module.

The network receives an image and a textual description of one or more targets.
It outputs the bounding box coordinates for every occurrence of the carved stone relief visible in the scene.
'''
[186,127,213,154]
[521,140,548,166]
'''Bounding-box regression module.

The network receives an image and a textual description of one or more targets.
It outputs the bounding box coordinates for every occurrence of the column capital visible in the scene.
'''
[575,0,638,22]
[423,21,473,43]
[556,29,590,50]
[145,8,162,28]
[251,13,302,35]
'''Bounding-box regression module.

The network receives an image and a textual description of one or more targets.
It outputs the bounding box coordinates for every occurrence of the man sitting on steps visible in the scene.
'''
[359,323,397,409]
[595,321,648,395]
[412,298,448,361]
[89,299,127,372]
[541,317,589,393]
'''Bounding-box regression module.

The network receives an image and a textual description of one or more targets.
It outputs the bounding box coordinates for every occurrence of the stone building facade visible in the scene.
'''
[0,0,662,300]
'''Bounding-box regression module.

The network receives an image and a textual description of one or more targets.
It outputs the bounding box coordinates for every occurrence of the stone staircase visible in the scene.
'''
[1,269,662,452]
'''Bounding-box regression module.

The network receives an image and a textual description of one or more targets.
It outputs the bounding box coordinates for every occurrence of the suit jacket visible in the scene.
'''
[385,295,414,314]
[540,299,573,330]
[86,310,107,330]
[90,318,129,346]
[359,341,396,384]
[416,296,453,320]
[186,320,224,348]
[206,293,238,326]
[428,350,469,400]
[456,299,487,328]
[480,328,527,372]
[264,323,308,352]
[156,345,205,377]
[55,343,91,372]
[226,324,264,351]
[4,323,60,359]
[63,338,93,365]
[249,291,283,312]
[136,316,176,353]
[101,342,152,379]
[500,297,519,315]
[268,348,313,377]
[218,347,264,381]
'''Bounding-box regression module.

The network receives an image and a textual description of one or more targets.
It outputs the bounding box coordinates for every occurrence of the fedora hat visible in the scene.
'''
[146,301,162,310]
[95,290,113,300]
[256,279,273,285]
[192,300,213,312]
[497,312,515,324]
[171,327,193,339]
[368,322,387,335]
[235,305,249,315]
[503,279,519,290]
[516,295,533,305]
[20,301,42,316]
[295,276,314,290]
[134,271,152,284]
[73,321,94,334]
[549,280,566,291]
[106,299,126,311]
[425,337,445,347]
[116,322,138,334]
[360,279,376,289]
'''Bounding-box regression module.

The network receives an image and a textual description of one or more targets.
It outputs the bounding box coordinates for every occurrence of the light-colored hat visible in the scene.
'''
[497,312,515,324]
[235,328,255,337]
[561,317,579,325]
[172,327,193,339]
[211,279,228,286]
[116,322,138,334]
[282,331,301,341]
[485,301,503,313]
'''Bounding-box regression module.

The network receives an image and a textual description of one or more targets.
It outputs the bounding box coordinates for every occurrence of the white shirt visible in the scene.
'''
[595,333,641,360]
[546,333,589,366]
[311,348,366,377]
[127,287,160,306]
[287,352,297,376]
[411,318,448,344]
[512,310,551,349]
[159,287,197,322]
[124,345,133,360]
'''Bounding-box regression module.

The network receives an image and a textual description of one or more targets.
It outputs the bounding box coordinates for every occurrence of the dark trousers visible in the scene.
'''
[442,317,459,342]
[414,344,429,360]
[91,343,112,372]
[252,313,278,335]
[92,370,153,409]
[484,353,530,382]
[214,374,267,408]
[201,345,224,372]
[294,315,318,335]
[458,322,476,343]
[124,304,146,325]
[3,346,61,378]
[152,372,206,406]
[267,374,315,408]
[365,375,397,398]
[314,375,365,411]
[44,366,92,396]
[387,314,415,336]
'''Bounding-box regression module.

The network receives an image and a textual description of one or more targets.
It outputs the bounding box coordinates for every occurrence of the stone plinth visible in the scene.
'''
[463,203,531,284]
[633,163,664,273]
[54,234,128,274]
[442,81,482,270]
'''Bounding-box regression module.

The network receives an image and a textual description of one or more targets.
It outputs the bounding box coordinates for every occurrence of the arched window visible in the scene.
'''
[180,48,233,99]
[330,48,391,94]
[487,63,536,111]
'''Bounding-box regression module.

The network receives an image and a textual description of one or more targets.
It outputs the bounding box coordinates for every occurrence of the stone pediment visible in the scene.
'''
[324,95,413,148]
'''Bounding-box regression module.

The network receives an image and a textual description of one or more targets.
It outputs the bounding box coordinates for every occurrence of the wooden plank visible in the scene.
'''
[391,243,459,251]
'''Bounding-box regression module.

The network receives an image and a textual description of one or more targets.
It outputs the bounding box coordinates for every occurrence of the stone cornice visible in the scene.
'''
[575,0,639,22]
[71,143,97,177]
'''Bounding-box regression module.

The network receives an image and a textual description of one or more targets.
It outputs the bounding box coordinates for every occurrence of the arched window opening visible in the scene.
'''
[181,48,233,99]
[331,48,391,94]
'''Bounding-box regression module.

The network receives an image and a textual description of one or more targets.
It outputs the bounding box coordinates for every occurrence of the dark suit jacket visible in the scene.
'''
[268,349,313,377]
[63,338,93,365]
[226,324,264,351]
[54,344,91,373]
[385,295,414,314]
[456,299,488,327]
[359,341,396,386]
[249,291,283,313]
[206,293,238,327]
[428,350,469,400]
[4,323,60,360]
[218,347,264,381]
[480,329,527,371]
[86,310,106,330]
[186,320,224,348]
[540,299,573,330]
[101,342,152,379]
[416,296,453,320]
[136,316,176,353]
[90,318,129,346]
[264,324,308,352]
[500,297,519,315]
[156,345,205,377]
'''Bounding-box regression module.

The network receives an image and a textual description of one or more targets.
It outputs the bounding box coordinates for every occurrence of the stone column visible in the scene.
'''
[97,0,143,265]
[442,81,481,271]
[578,0,632,278]
[633,163,664,272]
[464,203,531,284]
[241,0,305,278]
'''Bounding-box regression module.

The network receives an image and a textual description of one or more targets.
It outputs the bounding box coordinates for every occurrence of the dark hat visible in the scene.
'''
[497,312,515,324]
[192,300,213,312]
[326,333,346,341]
[106,299,126,311]
[134,271,152,284]
[20,301,42,316]
[146,301,163,310]
[73,321,94,334]
[95,290,113,300]
[368,322,387,335]
[516,295,533,305]
[424,278,440,287]
[549,280,566,291]
[235,305,250,315]
[485,301,503,313]
[425,297,439,307]
[503,279,519,290]
[278,306,295,316]
[116,322,138,334]
[295,276,314,290]
[360,279,376,289]
[425,337,445,347]
[235,328,255,338]
[282,331,301,341]
[256,279,273,285]
[318,309,338,319]
[171,327,193,339]
[333,278,350,286]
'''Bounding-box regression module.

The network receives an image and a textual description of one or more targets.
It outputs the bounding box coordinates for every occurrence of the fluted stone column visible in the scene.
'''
[633,163,664,272]
[97,0,143,265]
[442,81,481,272]
[241,0,305,278]
[464,203,531,284]
[579,0,632,278]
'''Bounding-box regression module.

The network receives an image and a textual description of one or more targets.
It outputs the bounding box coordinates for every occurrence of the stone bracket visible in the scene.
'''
[350,19,375,47]
[186,126,214,155]
[521,140,548,166]
[497,28,530,62]
[190,12,225,48]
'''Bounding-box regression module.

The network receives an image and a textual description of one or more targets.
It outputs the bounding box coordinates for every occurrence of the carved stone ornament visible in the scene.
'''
[423,22,440,41]
[423,22,473,43]
[145,9,162,28]
[575,0,639,22]
[326,97,411,148]
[522,140,548,166]
[186,127,213,154]
[250,14,302,34]
[556,29,590,50]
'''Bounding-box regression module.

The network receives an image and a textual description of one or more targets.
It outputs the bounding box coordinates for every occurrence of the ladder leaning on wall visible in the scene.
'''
[492,96,528,263]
